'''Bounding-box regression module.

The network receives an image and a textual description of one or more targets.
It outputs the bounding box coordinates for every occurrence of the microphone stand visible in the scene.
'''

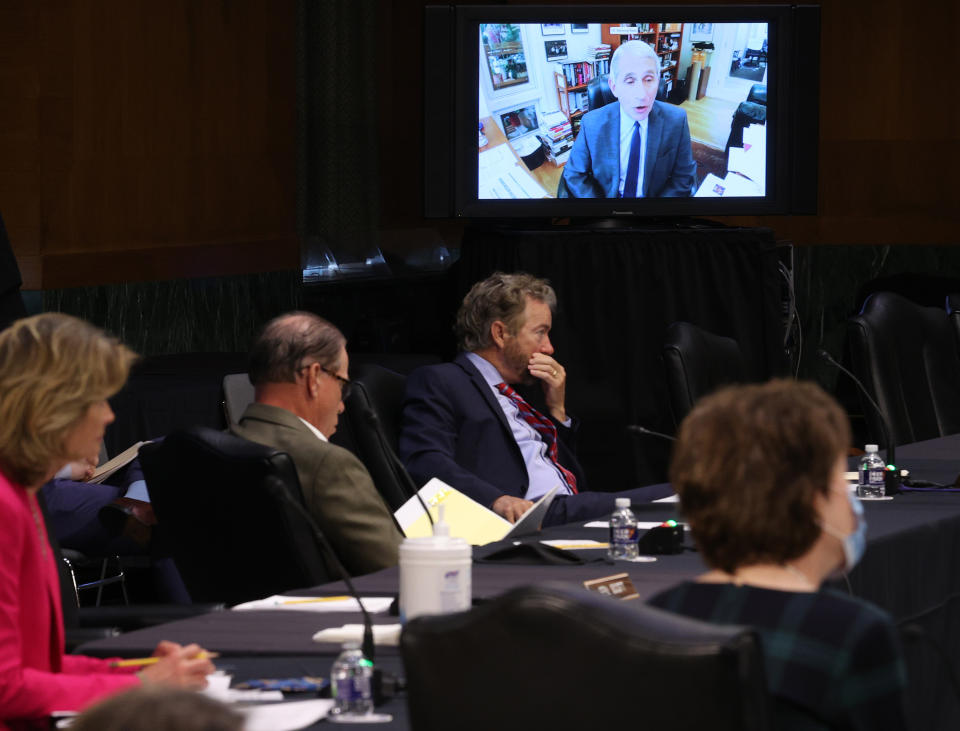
[264,476,376,662]
[627,424,676,442]
[818,349,901,495]
[355,387,433,530]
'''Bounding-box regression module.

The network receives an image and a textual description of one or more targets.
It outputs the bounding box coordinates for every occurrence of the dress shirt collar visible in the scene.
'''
[465,351,508,388]
[298,416,328,442]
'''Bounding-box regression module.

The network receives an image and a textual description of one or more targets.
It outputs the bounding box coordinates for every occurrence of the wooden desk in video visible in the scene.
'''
[479,116,563,199]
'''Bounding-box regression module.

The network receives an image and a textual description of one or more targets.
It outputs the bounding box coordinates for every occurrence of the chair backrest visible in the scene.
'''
[586,74,615,110]
[222,372,255,425]
[331,363,415,512]
[848,291,960,447]
[663,321,746,427]
[401,583,770,731]
[140,426,336,605]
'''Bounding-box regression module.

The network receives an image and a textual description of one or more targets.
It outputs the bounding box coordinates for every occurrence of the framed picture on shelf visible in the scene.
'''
[544,39,567,61]
[540,23,564,36]
[570,23,589,34]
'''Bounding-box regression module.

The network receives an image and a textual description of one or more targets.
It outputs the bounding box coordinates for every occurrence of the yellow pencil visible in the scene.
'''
[110,651,219,668]
[278,595,352,605]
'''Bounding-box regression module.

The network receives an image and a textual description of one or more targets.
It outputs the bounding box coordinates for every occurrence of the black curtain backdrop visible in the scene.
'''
[457,224,785,487]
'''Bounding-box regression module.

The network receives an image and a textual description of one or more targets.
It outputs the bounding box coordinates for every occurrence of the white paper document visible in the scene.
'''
[584,521,682,530]
[540,539,608,550]
[313,623,403,647]
[231,595,394,613]
[478,145,547,199]
[240,699,335,731]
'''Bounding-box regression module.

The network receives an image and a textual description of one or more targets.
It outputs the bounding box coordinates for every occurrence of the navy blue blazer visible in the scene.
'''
[399,353,656,526]
[559,100,696,199]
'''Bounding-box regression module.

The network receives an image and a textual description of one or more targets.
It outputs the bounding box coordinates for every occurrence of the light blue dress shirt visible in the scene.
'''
[465,352,574,501]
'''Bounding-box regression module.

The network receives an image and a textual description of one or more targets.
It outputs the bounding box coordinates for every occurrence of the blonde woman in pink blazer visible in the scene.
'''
[0,314,214,730]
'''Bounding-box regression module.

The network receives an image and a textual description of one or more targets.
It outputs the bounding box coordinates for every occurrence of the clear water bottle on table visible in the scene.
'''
[330,642,373,719]
[608,497,639,560]
[858,444,886,498]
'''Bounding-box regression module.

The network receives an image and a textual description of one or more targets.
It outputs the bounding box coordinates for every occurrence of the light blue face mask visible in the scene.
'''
[822,491,867,573]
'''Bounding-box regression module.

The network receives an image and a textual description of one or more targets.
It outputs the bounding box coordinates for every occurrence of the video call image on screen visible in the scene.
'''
[478,21,769,200]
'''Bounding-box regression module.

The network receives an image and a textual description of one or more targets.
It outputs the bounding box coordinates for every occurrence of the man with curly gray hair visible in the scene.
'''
[400,272,643,526]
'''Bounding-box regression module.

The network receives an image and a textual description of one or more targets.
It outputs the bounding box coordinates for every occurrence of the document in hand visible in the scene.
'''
[88,441,147,484]
[394,479,559,545]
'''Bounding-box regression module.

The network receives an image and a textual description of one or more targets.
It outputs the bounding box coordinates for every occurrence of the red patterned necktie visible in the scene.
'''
[496,382,578,494]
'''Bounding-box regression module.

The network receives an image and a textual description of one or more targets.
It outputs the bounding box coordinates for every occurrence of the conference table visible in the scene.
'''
[78,434,960,728]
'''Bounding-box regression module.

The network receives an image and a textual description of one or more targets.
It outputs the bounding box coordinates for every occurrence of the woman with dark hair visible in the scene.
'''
[648,379,908,730]
[0,314,215,730]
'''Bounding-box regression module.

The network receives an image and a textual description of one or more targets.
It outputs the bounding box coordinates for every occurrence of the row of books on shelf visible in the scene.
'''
[557,60,594,88]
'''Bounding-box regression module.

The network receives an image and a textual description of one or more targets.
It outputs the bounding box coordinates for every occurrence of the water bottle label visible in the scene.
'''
[334,675,371,703]
[611,525,637,545]
[867,468,885,485]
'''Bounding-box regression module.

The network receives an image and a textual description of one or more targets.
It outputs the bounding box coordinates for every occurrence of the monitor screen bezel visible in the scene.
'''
[451,4,804,219]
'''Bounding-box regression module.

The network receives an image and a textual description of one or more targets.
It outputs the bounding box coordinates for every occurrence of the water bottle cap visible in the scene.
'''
[864,444,879,453]
[615,497,631,508]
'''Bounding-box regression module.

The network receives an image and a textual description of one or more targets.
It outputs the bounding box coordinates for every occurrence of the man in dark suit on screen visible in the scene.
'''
[399,272,656,527]
[559,40,695,199]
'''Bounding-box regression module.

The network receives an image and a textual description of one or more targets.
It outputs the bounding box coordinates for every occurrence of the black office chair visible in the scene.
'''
[221,372,254,425]
[847,291,960,448]
[663,321,746,427]
[726,84,767,153]
[401,583,771,731]
[140,426,338,605]
[331,363,418,512]
[586,74,615,110]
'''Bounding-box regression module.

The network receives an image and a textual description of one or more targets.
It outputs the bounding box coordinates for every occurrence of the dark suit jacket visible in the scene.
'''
[399,353,647,526]
[559,100,696,199]
[232,403,403,576]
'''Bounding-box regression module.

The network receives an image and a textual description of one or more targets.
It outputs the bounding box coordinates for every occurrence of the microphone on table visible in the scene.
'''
[263,476,376,663]
[817,348,902,495]
[356,396,433,530]
[627,424,676,442]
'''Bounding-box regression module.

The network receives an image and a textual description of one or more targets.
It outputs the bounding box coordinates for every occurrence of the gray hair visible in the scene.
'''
[455,272,557,352]
[610,40,659,82]
[248,311,345,386]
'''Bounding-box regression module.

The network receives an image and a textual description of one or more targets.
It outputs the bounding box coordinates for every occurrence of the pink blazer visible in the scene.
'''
[0,471,139,729]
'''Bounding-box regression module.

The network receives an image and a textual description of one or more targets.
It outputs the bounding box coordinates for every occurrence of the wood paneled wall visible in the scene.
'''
[2,0,958,291]
[0,1,298,289]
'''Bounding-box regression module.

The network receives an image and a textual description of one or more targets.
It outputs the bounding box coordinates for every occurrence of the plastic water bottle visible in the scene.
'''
[858,444,886,498]
[608,497,639,560]
[330,642,373,718]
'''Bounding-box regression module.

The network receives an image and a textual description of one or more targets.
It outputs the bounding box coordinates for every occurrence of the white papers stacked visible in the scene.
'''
[231,596,394,613]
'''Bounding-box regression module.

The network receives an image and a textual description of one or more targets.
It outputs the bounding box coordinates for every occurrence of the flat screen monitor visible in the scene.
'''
[424,5,820,220]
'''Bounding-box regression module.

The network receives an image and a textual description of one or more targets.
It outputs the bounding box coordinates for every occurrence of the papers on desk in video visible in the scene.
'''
[395,479,559,545]
[478,145,548,199]
[695,123,766,198]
